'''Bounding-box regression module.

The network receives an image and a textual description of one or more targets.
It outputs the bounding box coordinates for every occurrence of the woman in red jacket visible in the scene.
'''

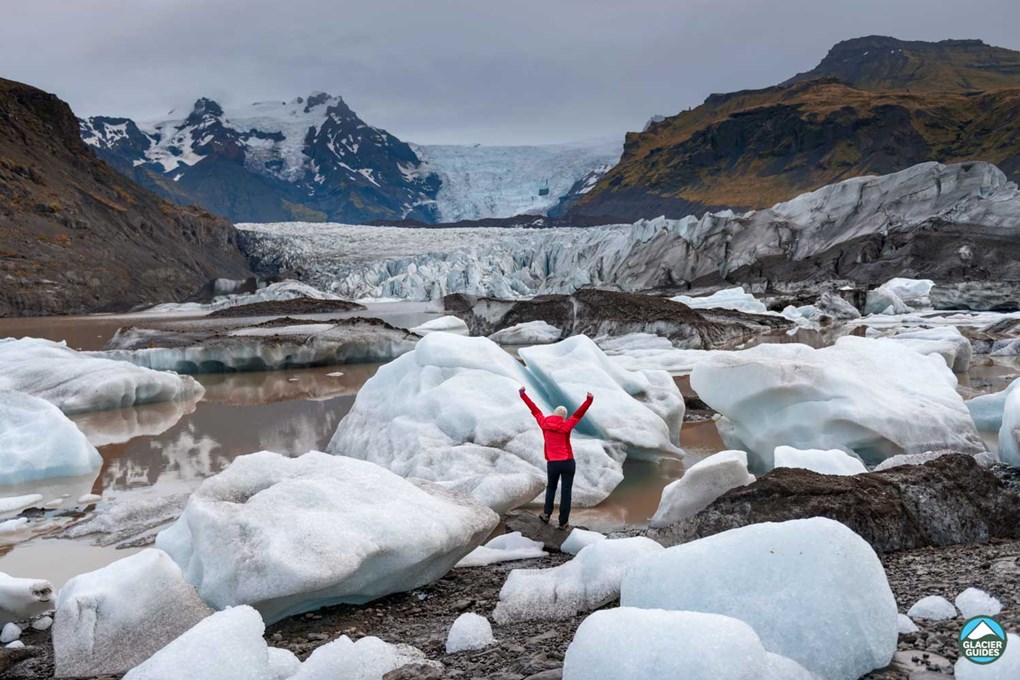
[519,387,594,529]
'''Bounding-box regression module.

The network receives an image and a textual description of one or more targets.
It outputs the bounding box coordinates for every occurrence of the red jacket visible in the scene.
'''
[519,391,593,462]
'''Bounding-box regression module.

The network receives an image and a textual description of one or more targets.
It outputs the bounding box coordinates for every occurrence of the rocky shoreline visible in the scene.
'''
[5,533,1016,680]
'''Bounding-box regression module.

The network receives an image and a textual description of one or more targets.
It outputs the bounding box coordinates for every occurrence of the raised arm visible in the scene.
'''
[565,393,594,428]
[519,388,544,423]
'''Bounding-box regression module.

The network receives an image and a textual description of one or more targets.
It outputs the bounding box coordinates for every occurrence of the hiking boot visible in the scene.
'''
[556,523,570,531]
[538,513,550,524]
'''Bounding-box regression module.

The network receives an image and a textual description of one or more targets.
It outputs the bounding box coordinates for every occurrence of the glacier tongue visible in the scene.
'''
[239,161,1020,302]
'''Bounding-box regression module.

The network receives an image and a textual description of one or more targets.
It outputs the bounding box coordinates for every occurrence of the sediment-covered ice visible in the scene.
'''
[0,390,102,485]
[621,518,898,680]
[907,595,958,620]
[99,318,418,374]
[446,613,496,654]
[773,446,868,476]
[563,608,819,680]
[671,287,770,315]
[955,588,1002,619]
[122,605,296,680]
[0,572,55,626]
[489,320,563,345]
[290,634,441,679]
[57,493,189,549]
[690,336,985,470]
[0,338,203,414]
[53,549,213,676]
[492,537,663,624]
[328,334,683,510]
[456,531,547,567]
[156,451,498,623]
[143,279,344,315]
[649,450,755,529]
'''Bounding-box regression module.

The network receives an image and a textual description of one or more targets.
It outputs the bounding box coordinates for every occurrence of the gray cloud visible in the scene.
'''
[3,0,1019,144]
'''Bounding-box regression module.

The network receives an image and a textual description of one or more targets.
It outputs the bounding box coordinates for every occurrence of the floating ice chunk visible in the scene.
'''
[621,518,897,680]
[0,391,102,485]
[671,287,770,315]
[1,622,20,643]
[596,333,674,352]
[907,595,958,621]
[0,338,203,414]
[489,320,562,345]
[560,528,606,555]
[493,537,663,624]
[563,608,819,680]
[967,378,1020,431]
[773,446,868,476]
[411,315,469,335]
[0,495,43,516]
[649,450,755,528]
[880,278,935,308]
[954,633,1019,679]
[0,572,55,625]
[887,327,973,372]
[690,337,985,470]
[955,588,1002,619]
[0,518,29,536]
[996,387,1020,467]
[326,371,345,377]
[446,613,496,654]
[865,287,911,316]
[330,333,682,511]
[897,614,919,634]
[53,548,214,676]
[812,292,861,321]
[122,606,295,680]
[156,452,498,624]
[57,493,189,549]
[606,347,724,375]
[456,531,547,567]
[290,634,441,679]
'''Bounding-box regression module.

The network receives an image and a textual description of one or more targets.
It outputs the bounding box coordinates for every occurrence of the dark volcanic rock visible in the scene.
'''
[649,455,1020,553]
[0,77,251,317]
[444,288,790,350]
[206,297,365,318]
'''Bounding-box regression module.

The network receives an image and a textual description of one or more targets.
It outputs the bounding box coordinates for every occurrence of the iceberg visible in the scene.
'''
[328,334,683,510]
[156,451,498,623]
[0,572,55,627]
[492,537,663,624]
[122,606,297,680]
[411,315,469,336]
[98,317,418,374]
[290,634,441,679]
[907,595,958,620]
[690,336,985,470]
[446,613,496,654]
[621,518,898,680]
[563,608,819,680]
[455,531,547,568]
[671,287,771,315]
[887,326,973,372]
[0,338,203,414]
[967,378,1020,431]
[0,390,102,485]
[772,446,868,476]
[649,450,756,528]
[955,587,1002,619]
[53,549,213,677]
[996,387,1020,467]
[489,320,563,345]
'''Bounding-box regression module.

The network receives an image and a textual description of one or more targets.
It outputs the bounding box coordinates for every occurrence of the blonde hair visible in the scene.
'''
[553,406,568,418]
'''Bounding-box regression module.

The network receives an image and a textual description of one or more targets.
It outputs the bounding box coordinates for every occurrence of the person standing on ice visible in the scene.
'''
[518,386,594,529]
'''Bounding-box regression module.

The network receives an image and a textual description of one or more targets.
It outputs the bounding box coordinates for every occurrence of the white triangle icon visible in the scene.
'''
[966,621,999,640]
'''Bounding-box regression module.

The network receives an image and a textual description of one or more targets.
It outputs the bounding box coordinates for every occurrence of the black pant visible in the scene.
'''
[544,459,576,527]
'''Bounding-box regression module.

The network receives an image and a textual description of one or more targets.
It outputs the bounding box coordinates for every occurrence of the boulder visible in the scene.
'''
[156,451,498,624]
[649,455,1020,553]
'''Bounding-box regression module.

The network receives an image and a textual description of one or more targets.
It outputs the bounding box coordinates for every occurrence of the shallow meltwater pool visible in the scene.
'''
[1,308,1016,588]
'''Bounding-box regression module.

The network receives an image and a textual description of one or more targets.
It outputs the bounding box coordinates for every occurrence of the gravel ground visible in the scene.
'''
[6,538,1017,679]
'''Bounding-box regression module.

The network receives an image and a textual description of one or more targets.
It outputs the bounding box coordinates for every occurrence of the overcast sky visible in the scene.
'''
[3,0,1019,145]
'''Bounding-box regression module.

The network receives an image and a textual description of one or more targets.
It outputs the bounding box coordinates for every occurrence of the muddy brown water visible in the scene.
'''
[0,308,1015,588]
